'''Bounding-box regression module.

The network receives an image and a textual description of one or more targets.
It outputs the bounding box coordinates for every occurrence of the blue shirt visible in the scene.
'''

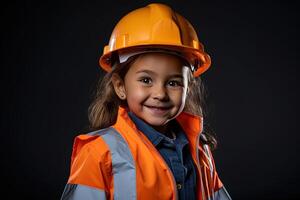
[128,112,197,200]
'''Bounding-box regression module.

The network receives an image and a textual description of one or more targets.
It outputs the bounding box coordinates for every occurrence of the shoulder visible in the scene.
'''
[67,128,116,189]
[70,127,117,164]
[71,127,129,159]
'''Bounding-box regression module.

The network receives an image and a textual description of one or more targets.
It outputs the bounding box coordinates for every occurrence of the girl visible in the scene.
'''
[61,3,231,200]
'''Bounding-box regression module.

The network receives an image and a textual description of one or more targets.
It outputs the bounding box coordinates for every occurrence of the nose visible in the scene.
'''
[152,84,169,101]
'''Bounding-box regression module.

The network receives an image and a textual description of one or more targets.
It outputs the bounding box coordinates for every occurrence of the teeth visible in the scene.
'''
[151,106,167,110]
[145,105,170,110]
[151,106,162,109]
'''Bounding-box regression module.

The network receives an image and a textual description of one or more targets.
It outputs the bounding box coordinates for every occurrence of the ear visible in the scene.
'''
[111,73,127,100]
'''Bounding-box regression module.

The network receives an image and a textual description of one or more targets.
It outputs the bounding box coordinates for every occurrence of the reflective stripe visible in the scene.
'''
[60,184,106,200]
[209,186,232,200]
[203,144,214,179]
[98,127,137,200]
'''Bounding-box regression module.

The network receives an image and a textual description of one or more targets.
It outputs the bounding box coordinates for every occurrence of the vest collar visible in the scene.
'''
[115,106,203,140]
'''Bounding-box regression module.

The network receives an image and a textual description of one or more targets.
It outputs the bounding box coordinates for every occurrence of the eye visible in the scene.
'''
[168,80,183,87]
[139,77,152,85]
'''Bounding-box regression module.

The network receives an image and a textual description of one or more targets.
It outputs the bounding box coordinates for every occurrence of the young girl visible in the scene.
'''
[61,3,231,200]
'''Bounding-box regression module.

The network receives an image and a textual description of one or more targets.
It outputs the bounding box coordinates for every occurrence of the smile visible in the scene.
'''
[144,105,172,115]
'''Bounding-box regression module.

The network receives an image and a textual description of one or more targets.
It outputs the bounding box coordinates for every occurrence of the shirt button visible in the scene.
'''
[177,183,182,190]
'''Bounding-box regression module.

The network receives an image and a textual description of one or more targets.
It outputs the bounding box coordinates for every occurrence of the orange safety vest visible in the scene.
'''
[61,107,231,200]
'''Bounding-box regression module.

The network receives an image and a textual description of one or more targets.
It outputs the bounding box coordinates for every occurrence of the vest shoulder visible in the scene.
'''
[72,127,115,158]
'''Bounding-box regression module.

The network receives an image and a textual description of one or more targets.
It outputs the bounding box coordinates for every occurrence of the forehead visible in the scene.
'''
[128,52,187,74]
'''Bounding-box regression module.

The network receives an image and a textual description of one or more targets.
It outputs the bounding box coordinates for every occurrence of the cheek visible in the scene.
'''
[170,88,187,105]
[126,85,148,105]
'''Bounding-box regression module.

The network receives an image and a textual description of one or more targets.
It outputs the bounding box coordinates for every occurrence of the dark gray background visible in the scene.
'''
[2,0,299,199]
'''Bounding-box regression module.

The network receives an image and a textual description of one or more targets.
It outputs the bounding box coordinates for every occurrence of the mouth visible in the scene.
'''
[144,105,172,114]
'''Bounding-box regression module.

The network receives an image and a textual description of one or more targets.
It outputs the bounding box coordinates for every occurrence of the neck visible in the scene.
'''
[151,123,174,139]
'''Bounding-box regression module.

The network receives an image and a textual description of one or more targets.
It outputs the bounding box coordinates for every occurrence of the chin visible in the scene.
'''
[142,116,169,127]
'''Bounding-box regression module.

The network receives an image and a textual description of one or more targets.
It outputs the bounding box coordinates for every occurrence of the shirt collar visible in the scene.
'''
[128,112,189,147]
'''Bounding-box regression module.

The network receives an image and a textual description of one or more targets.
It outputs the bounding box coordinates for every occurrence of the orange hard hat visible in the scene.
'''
[99,3,211,77]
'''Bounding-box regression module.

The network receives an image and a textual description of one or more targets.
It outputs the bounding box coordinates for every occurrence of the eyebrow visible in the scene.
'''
[136,69,183,79]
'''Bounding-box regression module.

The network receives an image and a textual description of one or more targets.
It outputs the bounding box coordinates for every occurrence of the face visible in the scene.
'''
[113,52,190,132]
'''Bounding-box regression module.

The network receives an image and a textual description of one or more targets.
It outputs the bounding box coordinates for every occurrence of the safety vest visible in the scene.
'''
[61,107,232,200]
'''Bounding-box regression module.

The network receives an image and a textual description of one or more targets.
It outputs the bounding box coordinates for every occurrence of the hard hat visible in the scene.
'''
[99,3,211,77]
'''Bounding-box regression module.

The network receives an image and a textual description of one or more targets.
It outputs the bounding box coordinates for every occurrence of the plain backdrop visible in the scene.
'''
[1,0,299,199]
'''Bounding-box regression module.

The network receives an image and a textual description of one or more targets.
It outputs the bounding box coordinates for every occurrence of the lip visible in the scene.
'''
[144,105,172,115]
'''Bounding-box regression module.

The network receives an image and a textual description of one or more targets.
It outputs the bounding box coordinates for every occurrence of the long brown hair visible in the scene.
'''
[88,55,217,150]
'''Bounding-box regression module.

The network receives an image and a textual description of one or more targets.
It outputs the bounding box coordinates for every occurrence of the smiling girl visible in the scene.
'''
[61,3,231,200]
